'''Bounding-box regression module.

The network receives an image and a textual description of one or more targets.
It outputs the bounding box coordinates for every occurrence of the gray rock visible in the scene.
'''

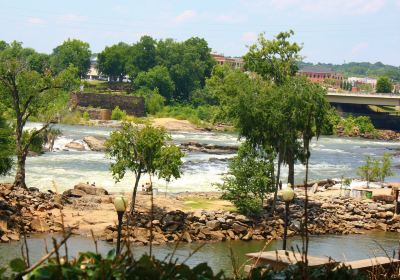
[206,220,221,230]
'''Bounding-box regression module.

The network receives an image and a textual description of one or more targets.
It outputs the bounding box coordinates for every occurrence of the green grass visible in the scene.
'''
[182,198,236,212]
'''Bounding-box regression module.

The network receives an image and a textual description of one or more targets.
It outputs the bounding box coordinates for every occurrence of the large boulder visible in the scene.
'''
[65,142,85,151]
[63,188,87,198]
[74,183,108,196]
[30,218,50,232]
[83,136,107,152]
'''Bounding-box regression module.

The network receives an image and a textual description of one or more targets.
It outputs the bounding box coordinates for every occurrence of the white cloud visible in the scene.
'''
[242,32,258,43]
[173,10,196,24]
[243,0,386,15]
[27,17,46,25]
[216,14,246,24]
[56,14,88,23]
[351,42,369,55]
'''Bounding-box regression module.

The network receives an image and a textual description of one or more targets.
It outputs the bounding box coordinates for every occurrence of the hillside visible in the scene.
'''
[298,61,400,81]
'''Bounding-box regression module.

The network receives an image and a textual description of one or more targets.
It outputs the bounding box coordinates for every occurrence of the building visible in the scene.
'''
[211,53,244,69]
[348,77,377,90]
[297,66,344,87]
[85,54,109,81]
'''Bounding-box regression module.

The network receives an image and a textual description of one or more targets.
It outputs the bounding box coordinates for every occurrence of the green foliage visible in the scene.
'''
[0,41,79,187]
[156,104,218,125]
[376,76,393,93]
[0,115,14,176]
[127,35,157,75]
[243,30,302,85]
[134,65,175,102]
[339,115,376,135]
[111,106,127,120]
[51,39,91,77]
[357,153,394,183]
[219,142,275,216]
[145,90,165,115]
[106,123,183,212]
[82,111,90,121]
[97,42,131,82]
[320,108,341,135]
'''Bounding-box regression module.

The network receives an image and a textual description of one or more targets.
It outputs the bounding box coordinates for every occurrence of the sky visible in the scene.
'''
[1,0,400,66]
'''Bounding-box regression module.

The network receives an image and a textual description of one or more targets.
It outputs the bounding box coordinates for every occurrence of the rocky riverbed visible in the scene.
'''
[1,182,399,245]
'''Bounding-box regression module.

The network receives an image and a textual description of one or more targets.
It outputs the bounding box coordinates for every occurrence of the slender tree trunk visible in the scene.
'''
[149,174,154,257]
[14,152,27,189]
[287,153,295,186]
[272,154,282,213]
[130,169,142,215]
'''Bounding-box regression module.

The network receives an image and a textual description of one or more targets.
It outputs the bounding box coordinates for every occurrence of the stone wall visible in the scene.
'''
[70,92,145,117]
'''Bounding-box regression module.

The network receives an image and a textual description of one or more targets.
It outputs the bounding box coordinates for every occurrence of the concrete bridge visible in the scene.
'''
[326,91,400,109]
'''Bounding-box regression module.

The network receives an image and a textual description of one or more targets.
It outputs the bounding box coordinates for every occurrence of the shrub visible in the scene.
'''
[111,106,127,120]
[145,91,165,115]
[82,111,90,121]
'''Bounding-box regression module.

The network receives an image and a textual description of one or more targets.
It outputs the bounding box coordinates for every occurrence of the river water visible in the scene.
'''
[1,122,400,193]
[0,232,399,275]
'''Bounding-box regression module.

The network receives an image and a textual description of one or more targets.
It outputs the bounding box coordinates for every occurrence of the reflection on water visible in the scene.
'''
[0,232,399,275]
[1,122,400,193]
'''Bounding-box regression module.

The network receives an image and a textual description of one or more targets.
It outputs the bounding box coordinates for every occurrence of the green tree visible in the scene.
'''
[51,38,91,77]
[105,123,184,214]
[380,153,394,182]
[134,65,175,102]
[97,42,130,82]
[0,42,79,188]
[0,114,14,176]
[157,37,215,102]
[111,106,127,120]
[376,77,393,93]
[127,36,157,77]
[219,142,275,216]
[243,30,302,85]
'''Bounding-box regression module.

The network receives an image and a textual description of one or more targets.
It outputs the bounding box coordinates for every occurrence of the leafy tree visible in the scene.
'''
[0,40,8,51]
[380,153,394,182]
[127,35,157,77]
[0,114,14,176]
[0,42,79,188]
[157,37,215,102]
[106,123,184,214]
[51,38,91,77]
[134,65,175,102]
[97,42,130,82]
[219,142,275,216]
[243,30,302,85]
[376,76,393,93]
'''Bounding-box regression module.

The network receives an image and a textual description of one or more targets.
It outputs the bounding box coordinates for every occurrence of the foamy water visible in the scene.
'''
[2,122,400,193]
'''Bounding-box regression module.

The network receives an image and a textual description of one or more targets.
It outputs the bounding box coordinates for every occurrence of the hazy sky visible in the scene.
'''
[1,0,399,65]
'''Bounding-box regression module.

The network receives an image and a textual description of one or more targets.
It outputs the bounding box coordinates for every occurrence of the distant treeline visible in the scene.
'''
[299,61,400,81]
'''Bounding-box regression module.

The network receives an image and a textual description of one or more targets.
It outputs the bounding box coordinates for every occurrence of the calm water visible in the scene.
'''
[1,122,400,193]
[0,232,399,275]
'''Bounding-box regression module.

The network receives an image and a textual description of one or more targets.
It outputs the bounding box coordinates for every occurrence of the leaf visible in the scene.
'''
[9,258,27,273]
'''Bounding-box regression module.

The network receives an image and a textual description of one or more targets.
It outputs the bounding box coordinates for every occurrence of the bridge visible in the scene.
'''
[326,92,400,109]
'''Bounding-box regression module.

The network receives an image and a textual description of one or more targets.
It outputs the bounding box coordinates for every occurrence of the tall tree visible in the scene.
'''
[0,42,79,188]
[51,38,91,77]
[106,123,184,214]
[127,36,157,77]
[97,42,130,82]
[243,30,302,85]
[133,65,175,102]
[0,113,14,176]
[376,77,393,93]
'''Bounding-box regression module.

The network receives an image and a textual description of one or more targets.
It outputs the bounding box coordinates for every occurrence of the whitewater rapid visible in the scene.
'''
[2,122,400,193]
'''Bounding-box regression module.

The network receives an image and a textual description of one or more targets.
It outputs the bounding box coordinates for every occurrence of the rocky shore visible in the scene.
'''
[1,182,399,245]
[102,192,400,246]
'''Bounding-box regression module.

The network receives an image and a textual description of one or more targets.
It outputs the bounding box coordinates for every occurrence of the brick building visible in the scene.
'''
[298,66,343,87]
[211,53,244,69]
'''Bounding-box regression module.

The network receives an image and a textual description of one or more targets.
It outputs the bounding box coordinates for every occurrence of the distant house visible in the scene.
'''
[298,66,343,87]
[348,77,377,90]
[85,54,108,81]
[211,52,244,69]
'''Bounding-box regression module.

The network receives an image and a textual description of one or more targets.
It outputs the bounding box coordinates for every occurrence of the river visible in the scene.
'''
[0,232,399,275]
[1,122,400,193]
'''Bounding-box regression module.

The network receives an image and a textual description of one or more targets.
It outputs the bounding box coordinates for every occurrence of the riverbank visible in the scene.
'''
[1,182,399,245]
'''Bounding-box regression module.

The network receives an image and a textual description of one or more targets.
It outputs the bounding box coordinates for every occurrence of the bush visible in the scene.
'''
[82,111,90,121]
[145,92,165,115]
[339,115,376,135]
[111,106,127,120]
[218,142,275,216]
[321,108,341,135]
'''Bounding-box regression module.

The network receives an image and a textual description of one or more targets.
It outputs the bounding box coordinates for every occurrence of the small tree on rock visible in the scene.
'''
[105,123,184,214]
